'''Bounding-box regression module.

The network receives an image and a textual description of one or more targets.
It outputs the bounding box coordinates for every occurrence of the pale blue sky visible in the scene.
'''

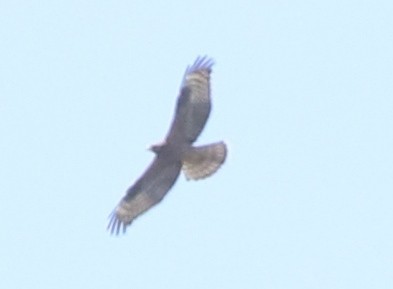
[1,1,393,288]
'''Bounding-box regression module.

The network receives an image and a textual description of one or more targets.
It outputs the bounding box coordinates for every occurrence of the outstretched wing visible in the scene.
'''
[165,56,214,145]
[108,156,182,234]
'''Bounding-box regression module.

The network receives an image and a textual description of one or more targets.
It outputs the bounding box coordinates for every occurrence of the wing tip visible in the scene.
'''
[107,210,129,235]
[187,55,215,73]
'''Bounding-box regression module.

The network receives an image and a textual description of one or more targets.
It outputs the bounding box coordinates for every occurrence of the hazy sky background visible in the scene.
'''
[1,1,392,288]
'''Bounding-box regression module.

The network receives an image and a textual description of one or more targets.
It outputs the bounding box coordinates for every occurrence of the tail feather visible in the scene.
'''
[182,141,227,180]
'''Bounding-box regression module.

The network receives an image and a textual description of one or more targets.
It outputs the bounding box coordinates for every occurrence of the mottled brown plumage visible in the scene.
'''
[108,56,227,234]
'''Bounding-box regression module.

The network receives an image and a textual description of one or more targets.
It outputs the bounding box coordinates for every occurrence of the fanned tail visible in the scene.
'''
[182,141,227,180]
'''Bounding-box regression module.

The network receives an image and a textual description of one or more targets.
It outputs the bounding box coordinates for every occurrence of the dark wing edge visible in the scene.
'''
[107,157,182,235]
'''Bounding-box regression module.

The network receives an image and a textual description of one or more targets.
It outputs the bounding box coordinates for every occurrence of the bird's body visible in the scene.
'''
[108,56,227,234]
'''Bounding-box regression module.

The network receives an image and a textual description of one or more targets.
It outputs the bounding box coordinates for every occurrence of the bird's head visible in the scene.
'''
[149,142,166,154]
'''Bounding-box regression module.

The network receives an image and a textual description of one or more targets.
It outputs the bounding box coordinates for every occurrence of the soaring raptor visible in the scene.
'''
[108,56,227,234]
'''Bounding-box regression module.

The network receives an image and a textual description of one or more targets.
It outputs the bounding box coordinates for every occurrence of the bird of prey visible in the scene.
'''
[108,56,227,234]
